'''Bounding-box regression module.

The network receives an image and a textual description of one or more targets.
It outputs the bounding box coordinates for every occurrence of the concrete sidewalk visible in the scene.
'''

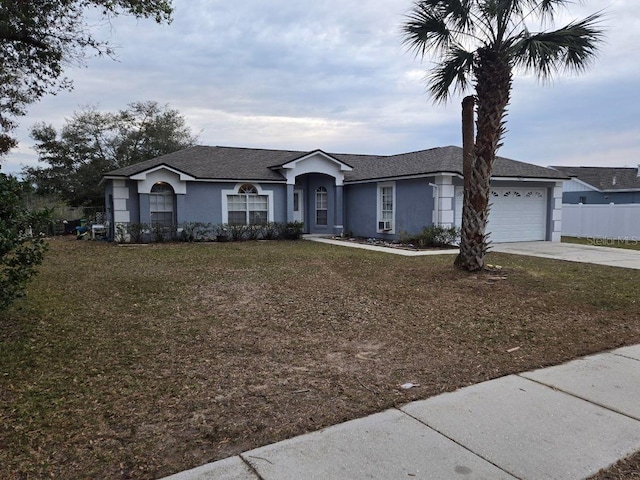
[163,345,640,480]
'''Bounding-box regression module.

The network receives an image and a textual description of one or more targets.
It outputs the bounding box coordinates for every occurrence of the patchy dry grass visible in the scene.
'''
[2,237,639,479]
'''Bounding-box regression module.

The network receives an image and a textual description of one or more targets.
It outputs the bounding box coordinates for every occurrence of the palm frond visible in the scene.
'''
[510,12,604,77]
[402,0,480,57]
[402,3,453,57]
[523,0,571,21]
[427,46,475,102]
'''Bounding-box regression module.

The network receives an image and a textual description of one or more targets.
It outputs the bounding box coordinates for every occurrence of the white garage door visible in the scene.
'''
[454,187,547,243]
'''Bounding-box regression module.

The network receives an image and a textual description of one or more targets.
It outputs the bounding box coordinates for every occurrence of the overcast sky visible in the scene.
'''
[3,0,639,175]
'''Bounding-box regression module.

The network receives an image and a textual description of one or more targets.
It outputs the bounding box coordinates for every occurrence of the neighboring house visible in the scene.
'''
[551,166,640,204]
[102,145,566,243]
[550,165,640,239]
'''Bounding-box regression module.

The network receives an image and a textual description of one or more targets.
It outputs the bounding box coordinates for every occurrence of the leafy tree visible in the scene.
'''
[0,174,48,313]
[403,0,603,271]
[0,0,173,156]
[23,101,198,207]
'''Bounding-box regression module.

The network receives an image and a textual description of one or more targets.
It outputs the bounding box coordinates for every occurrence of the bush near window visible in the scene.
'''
[401,225,460,249]
[114,221,305,243]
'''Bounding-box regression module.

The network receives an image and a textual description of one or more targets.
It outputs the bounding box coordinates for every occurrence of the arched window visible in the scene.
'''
[315,186,328,226]
[227,184,268,225]
[150,182,175,227]
[238,184,258,194]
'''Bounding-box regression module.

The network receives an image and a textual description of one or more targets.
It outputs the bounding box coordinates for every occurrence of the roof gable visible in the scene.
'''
[129,164,196,181]
[276,149,353,171]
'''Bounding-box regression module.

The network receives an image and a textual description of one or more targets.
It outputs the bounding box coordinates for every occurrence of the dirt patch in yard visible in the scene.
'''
[1,238,639,479]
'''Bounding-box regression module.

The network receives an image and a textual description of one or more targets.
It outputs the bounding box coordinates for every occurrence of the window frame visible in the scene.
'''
[376,181,396,233]
[315,186,328,226]
[222,183,274,225]
[149,182,176,228]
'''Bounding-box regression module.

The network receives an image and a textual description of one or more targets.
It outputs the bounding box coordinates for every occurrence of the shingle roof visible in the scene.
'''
[104,145,566,182]
[550,166,640,191]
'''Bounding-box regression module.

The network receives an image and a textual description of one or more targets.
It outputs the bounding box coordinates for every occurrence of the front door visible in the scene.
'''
[293,189,304,224]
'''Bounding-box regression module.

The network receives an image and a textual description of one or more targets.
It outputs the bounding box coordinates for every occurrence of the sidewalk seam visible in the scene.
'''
[239,454,267,480]
[395,407,523,480]
[613,352,640,363]
[515,374,640,423]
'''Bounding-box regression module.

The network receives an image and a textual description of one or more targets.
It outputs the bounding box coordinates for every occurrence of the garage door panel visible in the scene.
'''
[455,187,547,243]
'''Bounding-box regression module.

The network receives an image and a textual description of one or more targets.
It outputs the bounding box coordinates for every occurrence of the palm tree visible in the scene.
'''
[402,0,603,271]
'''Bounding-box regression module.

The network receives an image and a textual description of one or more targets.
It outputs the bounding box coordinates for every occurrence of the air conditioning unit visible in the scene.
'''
[378,221,392,231]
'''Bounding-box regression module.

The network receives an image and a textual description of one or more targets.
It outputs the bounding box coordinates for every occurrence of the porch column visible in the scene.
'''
[551,181,563,242]
[434,175,455,227]
[334,185,344,235]
[176,194,186,225]
[112,180,131,225]
[286,183,295,223]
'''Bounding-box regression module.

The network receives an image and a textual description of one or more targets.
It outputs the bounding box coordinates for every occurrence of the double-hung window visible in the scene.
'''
[150,182,175,227]
[227,184,268,225]
[377,182,395,232]
[315,186,328,226]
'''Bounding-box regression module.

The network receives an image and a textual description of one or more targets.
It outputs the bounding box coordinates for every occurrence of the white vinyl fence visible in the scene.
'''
[562,203,640,239]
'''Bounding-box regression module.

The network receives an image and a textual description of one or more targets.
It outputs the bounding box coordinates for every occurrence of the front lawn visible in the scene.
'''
[2,238,639,479]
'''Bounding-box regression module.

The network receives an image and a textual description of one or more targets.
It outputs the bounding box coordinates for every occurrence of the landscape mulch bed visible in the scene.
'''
[1,237,639,479]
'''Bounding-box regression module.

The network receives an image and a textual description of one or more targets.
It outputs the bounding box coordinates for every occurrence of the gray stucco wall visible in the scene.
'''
[563,191,640,204]
[127,181,140,224]
[396,178,435,236]
[139,193,151,225]
[112,180,288,227]
[344,179,436,239]
[181,182,224,224]
[181,182,287,225]
[344,183,377,237]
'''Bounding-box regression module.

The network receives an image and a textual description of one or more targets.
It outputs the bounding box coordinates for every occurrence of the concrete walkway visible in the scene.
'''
[307,236,640,270]
[305,235,459,257]
[163,345,640,480]
[492,241,640,270]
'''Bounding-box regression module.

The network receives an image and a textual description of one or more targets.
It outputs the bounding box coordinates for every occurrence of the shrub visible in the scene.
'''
[0,174,49,312]
[225,223,249,241]
[283,221,304,240]
[262,222,281,240]
[152,224,177,243]
[402,225,460,248]
[180,222,211,242]
[245,224,262,241]
[116,223,148,243]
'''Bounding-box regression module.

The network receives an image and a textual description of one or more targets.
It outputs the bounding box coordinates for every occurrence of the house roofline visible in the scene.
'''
[492,175,568,182]
[598,188,640,193]
[103,175,286,184]
[345,172,565,185]
[345,172,461,184]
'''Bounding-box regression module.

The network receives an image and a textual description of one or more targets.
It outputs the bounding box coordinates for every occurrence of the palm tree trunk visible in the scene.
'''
[455,96,475,268]
[457,48,512,271]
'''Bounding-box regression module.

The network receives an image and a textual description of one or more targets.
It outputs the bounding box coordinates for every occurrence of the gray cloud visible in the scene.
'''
[3,0,639,174]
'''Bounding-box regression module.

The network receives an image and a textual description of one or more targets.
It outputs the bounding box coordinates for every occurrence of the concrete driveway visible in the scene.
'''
[492,241,640,270]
